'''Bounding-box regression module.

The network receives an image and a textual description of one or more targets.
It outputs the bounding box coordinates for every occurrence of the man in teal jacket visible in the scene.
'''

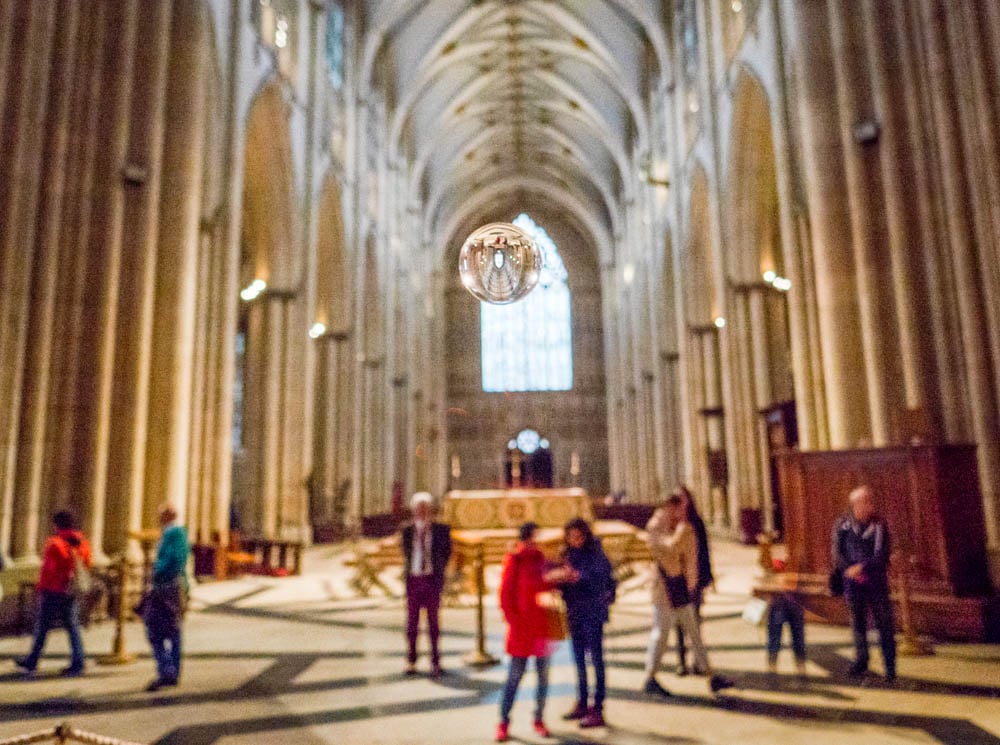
[144,503,190,691]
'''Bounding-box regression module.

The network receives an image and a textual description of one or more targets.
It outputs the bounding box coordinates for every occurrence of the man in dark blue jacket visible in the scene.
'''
[400,492,452,678]
[831,485,896,683]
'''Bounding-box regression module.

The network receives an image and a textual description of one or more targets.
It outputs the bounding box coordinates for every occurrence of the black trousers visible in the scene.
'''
[847,583,896,677]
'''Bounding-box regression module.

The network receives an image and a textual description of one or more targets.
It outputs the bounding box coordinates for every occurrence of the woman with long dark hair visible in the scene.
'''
[674,485,713,675]
[552,517,616,728]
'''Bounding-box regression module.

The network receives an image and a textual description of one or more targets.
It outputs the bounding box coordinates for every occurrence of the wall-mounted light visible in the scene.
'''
[639,152,670,189]
[274,15,289,49]
[731,0,744,12]
[623,262,635,286]
[240,278,267,301]
[851,118,880,145]
[714,316,726,329]
[762,271,792,292]
[308,321,327,339]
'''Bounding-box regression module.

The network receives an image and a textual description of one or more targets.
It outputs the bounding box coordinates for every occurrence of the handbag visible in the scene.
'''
[537,591,568,640]
[658,567,692,609]
[741,597,769,626]
[67,549,93,598]
[828,568,845,597]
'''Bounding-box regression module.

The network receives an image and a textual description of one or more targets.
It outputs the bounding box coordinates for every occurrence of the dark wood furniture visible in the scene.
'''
[766,444,997,640]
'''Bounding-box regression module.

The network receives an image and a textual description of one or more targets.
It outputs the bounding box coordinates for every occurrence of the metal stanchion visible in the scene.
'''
[97,556,136,665]
[463,540,498,668]
[896,553,933,657]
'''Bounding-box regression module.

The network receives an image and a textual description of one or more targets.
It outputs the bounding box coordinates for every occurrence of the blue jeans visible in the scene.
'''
[570,620,605,710]
[23,590,85,671]
[144,583,184,682]
[146,624,182,682]
[767,594,806,662]
[500,655,549,723]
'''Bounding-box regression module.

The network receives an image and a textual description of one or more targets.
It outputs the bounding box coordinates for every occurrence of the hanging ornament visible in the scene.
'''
[458,222,542,304]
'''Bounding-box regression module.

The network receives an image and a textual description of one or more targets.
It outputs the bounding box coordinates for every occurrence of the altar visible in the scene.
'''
[442,487,594,530]
[444,488,644,569]
[349,488,649,598]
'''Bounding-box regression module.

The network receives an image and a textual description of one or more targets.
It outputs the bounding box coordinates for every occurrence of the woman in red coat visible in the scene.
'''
[496,522,555,742]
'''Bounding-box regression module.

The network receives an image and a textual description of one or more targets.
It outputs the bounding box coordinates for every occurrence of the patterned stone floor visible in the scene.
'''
[2,541,999,745]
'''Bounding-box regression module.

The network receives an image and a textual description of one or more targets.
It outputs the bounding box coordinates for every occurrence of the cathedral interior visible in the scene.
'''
[2,1,1000,743]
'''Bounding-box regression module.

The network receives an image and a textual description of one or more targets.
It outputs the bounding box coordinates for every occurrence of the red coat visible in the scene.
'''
[37,529,92,594]
[499,543,552,658]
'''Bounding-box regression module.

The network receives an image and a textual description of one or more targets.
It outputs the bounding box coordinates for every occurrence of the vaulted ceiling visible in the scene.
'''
[361,0,671,260]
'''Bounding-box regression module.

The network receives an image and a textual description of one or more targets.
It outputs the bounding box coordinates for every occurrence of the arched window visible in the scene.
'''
[481,213,573,392]
[325,2,345,90]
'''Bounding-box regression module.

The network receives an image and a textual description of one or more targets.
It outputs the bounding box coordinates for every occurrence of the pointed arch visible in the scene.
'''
[241,82,298,288]
[315,174,349,332]
[728,67,782,282]
[684,167,717,324]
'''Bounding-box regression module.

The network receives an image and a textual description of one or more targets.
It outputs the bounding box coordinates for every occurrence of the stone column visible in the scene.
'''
[0,1,15,130]
[103,0,174,553]
[686,326,711,524]
[796,211,830,448]
[726,289,755,527]
[947,3,1000,415]
[749,287,775,530]
[315,331,348,522]
[786,0,871,448]
[919,0,1000,548]
[204,0,246,549]
[0,1,58,558]
[188,219,216,545]
[659,351,681,489]
[600,265,623,494]
[8,1,70,560]
[391,374,408,510]
[68,0,140,558]
[371,360,387,513]
[827,0,903,445]
[357,356,382,518]
[143,0,206,527]
[771,0,822,450]
[859,0,933,427]
[880,0,964,442]
[643,369,658,497]
[728,287,758,529]
[702,328,728,529]
[42,3,108,547]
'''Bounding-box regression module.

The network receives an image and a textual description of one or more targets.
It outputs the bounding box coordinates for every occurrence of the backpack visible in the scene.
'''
[67,548,93,597]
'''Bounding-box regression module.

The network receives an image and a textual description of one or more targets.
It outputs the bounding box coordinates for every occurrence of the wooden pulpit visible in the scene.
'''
[771,444,997,640]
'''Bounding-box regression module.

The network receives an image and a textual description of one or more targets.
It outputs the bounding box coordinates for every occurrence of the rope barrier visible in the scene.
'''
[0,723,146,745]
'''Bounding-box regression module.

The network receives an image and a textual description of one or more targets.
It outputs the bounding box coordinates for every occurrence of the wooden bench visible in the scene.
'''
[192,532,302,580]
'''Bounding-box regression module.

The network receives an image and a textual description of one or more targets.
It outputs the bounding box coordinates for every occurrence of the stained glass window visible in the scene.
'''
[481,213,573,392]
[325,3,345,90]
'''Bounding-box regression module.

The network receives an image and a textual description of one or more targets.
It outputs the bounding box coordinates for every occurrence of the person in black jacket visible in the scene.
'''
[400,492,452,678]
[674,485,713,676]
[551,518,616,728]
[831,485,896,683]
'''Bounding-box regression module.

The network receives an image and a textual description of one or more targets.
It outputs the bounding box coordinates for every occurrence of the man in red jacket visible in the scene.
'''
[16,511,92,676]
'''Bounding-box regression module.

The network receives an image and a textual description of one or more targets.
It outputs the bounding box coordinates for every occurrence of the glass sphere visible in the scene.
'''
[458,222,542,304]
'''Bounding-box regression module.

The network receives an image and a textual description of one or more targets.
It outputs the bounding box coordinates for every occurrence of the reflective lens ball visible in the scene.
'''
[458,222,542,304]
